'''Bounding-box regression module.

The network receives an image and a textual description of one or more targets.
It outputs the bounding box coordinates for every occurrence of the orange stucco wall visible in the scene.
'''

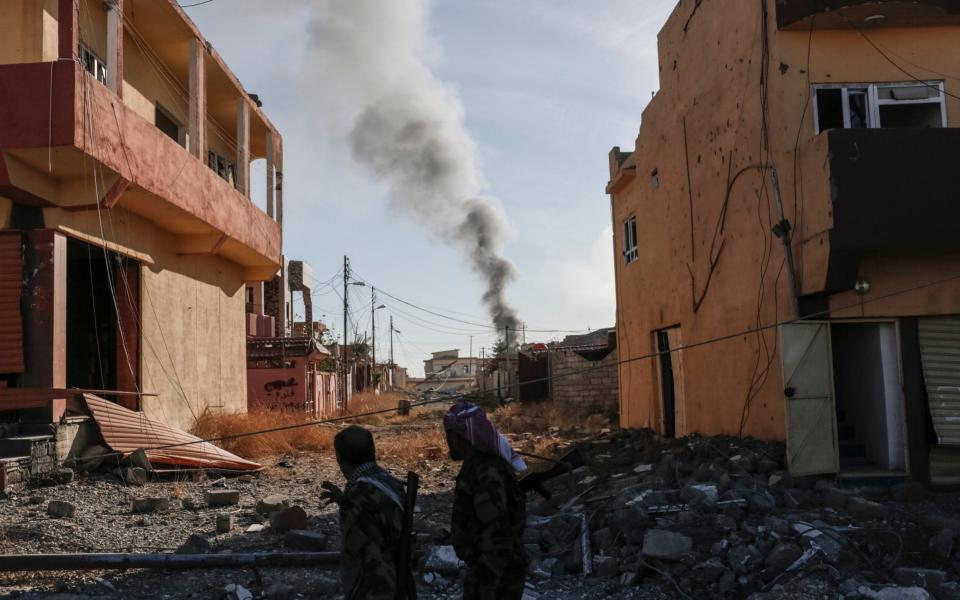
[610,0,960,440]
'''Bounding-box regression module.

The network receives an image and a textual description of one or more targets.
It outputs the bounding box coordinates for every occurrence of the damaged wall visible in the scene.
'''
[549,349,619,414]
[609,0,960,439]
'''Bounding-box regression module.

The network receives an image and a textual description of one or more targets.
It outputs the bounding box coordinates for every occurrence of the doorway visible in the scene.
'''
[831,322,906,474]
[66,238,140,405]
[655,327,685,438]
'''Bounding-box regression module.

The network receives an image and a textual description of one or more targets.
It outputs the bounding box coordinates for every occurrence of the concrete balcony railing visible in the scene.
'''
[0,61,280,279]
[777,1,960,30]
[799,127,960,294]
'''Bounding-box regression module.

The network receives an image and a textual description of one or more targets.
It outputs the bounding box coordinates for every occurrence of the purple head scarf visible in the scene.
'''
[443,401,527,472]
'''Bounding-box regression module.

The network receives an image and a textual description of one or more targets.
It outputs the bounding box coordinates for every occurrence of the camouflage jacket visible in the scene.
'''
[451,452,527,575]
[339,462,405,600]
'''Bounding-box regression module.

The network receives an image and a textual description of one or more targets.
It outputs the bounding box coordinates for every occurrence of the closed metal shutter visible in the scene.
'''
[918,317,960,446]
[0,232,24,374]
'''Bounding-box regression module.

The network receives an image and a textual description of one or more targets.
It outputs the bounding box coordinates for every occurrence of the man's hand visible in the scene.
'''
[320,481,345,507]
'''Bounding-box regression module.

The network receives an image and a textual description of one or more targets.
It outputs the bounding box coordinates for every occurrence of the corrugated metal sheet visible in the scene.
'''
[84,394,262,471]
[0,232,23,374]
[918,317,960,446]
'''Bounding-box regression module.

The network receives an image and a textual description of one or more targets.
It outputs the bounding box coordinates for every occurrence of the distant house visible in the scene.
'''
[419,349,481,393]
[247,337,336,418]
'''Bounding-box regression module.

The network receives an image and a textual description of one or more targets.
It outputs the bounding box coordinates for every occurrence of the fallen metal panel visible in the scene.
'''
[84,394,262,471]
[918,317,960,446]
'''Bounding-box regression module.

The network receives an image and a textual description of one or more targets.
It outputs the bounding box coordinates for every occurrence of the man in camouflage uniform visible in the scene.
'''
[322,425,412,600]
[444,402,528,600]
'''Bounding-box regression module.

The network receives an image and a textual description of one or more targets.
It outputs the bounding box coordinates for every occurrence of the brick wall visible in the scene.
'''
[549,349,619,413]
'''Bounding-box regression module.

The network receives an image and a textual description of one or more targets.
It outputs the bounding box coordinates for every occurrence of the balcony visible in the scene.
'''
[799,128,960,293]
[0,0,281,279]
[777,1,960,30]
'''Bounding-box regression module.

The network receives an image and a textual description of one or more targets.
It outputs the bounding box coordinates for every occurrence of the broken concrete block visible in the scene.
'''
[205,490,240,507]
[894,568,947,589]
[46,500,76,519]
[246,524,266,533]
[285,530,328,551]
[764,542,802,573]
[593,555,619,578]
[176,533,212,554]
[929,530,954,560]
[633,464,653,474]
[641,530,692,561]
[132,497,170,514]
[125,467,147,487]
[532,557,559,579]
[256,494,289,516]
[726,544,760,575]
[216,513,234,533]
[126,448,153,471]
[224,583,253,600]
[682,483,719,506]
[270,506,308,532]
[55,468,75,484]
[847,496,887,520]
[424,545,464,575]
[694,559,727,584]
[859,586,931,600]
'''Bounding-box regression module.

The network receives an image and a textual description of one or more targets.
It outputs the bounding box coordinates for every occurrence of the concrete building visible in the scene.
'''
[608,0,960,484]
[0,0,282,436]
[419,349,481,393]
[544,328,618,413]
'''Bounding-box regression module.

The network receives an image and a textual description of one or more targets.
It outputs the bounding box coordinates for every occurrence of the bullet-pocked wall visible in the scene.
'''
[609,0,960,440]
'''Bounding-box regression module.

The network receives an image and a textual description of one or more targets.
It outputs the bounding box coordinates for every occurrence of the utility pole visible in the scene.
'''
[370,287,376,389]
[342,255,349,411]
[480,347,486,398]
[522,322,526,345]
[469,335,473,376]
[389,315,395,390]
[504,325,511,401]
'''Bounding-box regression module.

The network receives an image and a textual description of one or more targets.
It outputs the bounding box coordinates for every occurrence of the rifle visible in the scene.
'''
[518,447,586,501]
[396,471,419,600]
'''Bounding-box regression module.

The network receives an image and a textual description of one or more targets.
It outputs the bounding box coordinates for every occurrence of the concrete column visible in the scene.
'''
[188,38,206,159]
[266,130,275,219]
[106,0,123,97]
[236,98,250,197]
[21,231,67,423]
[58,0,78,61]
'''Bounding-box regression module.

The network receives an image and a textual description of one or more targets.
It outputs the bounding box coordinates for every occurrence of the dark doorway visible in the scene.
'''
[66,239,140,406]
[656,330,676,439]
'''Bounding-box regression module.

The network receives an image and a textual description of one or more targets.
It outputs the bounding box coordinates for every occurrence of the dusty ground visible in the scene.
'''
[0,404,957,600]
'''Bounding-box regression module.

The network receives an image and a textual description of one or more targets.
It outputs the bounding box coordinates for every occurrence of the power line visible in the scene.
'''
[179,0,215,7]
[89,268,960,458]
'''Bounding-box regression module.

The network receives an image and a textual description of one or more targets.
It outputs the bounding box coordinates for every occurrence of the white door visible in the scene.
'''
[780,322,840,476]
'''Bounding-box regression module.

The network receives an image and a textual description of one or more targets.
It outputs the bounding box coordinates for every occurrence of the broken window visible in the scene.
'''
[814,81,945,133]
[622,216,638,265]
[79,43,108,86]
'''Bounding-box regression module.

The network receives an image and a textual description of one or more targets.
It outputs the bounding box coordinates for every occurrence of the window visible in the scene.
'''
[154,105,184,146]
[622,216,638,265]
[79,44,107,86]
[814,82,946,133]
[208,151,237,185]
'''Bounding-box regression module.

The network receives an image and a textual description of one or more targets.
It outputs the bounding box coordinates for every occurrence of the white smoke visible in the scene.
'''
[302,0,520,338]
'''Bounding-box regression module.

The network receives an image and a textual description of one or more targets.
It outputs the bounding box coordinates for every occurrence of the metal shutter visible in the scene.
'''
[0,232,24,374]
[918,317,960,446]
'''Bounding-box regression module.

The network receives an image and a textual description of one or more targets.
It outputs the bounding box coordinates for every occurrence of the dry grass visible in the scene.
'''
[192,409,334,459]
[344,391,413,425]
[376,424,448,470]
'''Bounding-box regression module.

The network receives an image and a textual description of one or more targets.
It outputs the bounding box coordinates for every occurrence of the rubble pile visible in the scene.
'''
[514,429,960,600]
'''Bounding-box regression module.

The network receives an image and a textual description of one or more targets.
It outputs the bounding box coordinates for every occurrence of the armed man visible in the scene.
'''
[443,401,528,600]
[321,425,417,600]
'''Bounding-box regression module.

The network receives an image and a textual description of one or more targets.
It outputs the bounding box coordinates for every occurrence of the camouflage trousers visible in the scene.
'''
[462,561,527,600]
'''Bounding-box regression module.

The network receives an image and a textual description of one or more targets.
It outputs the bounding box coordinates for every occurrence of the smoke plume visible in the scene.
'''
[304,0,520,339]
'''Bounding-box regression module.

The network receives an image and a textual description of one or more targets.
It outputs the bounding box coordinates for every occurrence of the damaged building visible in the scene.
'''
[0,0,282,486]
[607,0,960,485]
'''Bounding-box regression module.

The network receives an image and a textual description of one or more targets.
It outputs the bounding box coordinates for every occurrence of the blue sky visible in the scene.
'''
[187,0,677,375]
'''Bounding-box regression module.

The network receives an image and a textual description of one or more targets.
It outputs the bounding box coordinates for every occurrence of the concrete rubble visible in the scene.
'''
[458,428,960,600]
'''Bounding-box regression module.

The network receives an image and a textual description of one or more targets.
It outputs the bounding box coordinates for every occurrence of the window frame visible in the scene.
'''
[812,81,946,134]
[622,215,638,265]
